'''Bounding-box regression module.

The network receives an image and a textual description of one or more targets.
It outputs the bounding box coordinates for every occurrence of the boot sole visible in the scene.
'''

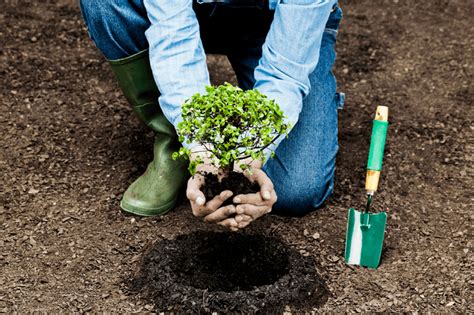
[120,196,177,217]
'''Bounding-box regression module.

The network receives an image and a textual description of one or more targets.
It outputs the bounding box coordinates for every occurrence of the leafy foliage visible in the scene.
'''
[173,83,290,174]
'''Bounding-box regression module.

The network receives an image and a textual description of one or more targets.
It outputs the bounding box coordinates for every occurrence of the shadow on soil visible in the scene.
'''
[127,231,328,313]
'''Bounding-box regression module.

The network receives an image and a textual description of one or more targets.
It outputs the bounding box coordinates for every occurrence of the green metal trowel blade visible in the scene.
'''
[345,208,387,269]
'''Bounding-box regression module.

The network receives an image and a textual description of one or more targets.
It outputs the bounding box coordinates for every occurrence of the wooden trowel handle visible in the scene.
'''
[365,106,389,194]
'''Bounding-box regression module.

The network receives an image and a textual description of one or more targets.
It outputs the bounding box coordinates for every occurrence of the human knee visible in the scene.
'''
[272,175,334,217]
[80,0,147,59]
[80,1,114,30]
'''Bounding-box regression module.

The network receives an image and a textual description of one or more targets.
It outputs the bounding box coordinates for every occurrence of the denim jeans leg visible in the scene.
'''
[79,0,150,60]
[228,47,262,90]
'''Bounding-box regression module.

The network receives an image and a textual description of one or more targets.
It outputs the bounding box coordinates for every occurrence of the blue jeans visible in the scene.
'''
[80,1,344,216]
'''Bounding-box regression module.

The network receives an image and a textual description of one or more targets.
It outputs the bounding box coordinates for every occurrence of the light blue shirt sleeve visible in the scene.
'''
[143,0,209,149]
[256,0,336,160]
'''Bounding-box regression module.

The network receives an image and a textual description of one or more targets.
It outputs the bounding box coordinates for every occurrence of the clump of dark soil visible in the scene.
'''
[128,231,328,313]
[202,171,259,206]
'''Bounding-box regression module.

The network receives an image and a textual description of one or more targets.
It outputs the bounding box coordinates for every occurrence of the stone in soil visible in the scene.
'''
[128,231,328,313]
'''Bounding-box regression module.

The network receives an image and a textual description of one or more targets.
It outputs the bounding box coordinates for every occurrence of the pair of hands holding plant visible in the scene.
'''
[186,152,278,231]
[174,84,289,230]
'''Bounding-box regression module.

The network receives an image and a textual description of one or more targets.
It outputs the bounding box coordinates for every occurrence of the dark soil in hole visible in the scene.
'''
[173,231,289,292]
[203,171,259,206]
[128,231,328,313]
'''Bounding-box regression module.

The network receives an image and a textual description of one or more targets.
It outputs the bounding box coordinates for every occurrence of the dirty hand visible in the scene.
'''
[232,168,277,229]
[186,148,240,231]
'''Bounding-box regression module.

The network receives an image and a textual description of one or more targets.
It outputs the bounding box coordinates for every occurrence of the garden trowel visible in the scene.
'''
[345,106,389,269]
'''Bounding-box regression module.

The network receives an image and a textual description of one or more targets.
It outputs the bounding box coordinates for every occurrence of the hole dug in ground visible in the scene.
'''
[129,231,328,313]
[172,231,289,292]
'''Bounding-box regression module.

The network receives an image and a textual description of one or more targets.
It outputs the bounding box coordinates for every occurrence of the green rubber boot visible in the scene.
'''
[109,50,189,216]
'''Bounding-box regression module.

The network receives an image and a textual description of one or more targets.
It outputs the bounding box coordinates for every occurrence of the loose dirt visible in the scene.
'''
[1,0,472,313]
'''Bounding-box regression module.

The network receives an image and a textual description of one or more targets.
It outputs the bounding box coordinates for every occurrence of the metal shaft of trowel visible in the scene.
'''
[364,193,373,213]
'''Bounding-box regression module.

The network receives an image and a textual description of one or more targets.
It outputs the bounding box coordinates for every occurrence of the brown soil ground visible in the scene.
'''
[1,0,473,313]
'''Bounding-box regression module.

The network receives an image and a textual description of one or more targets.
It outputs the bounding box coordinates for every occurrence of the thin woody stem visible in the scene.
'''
[237,133,281,160]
